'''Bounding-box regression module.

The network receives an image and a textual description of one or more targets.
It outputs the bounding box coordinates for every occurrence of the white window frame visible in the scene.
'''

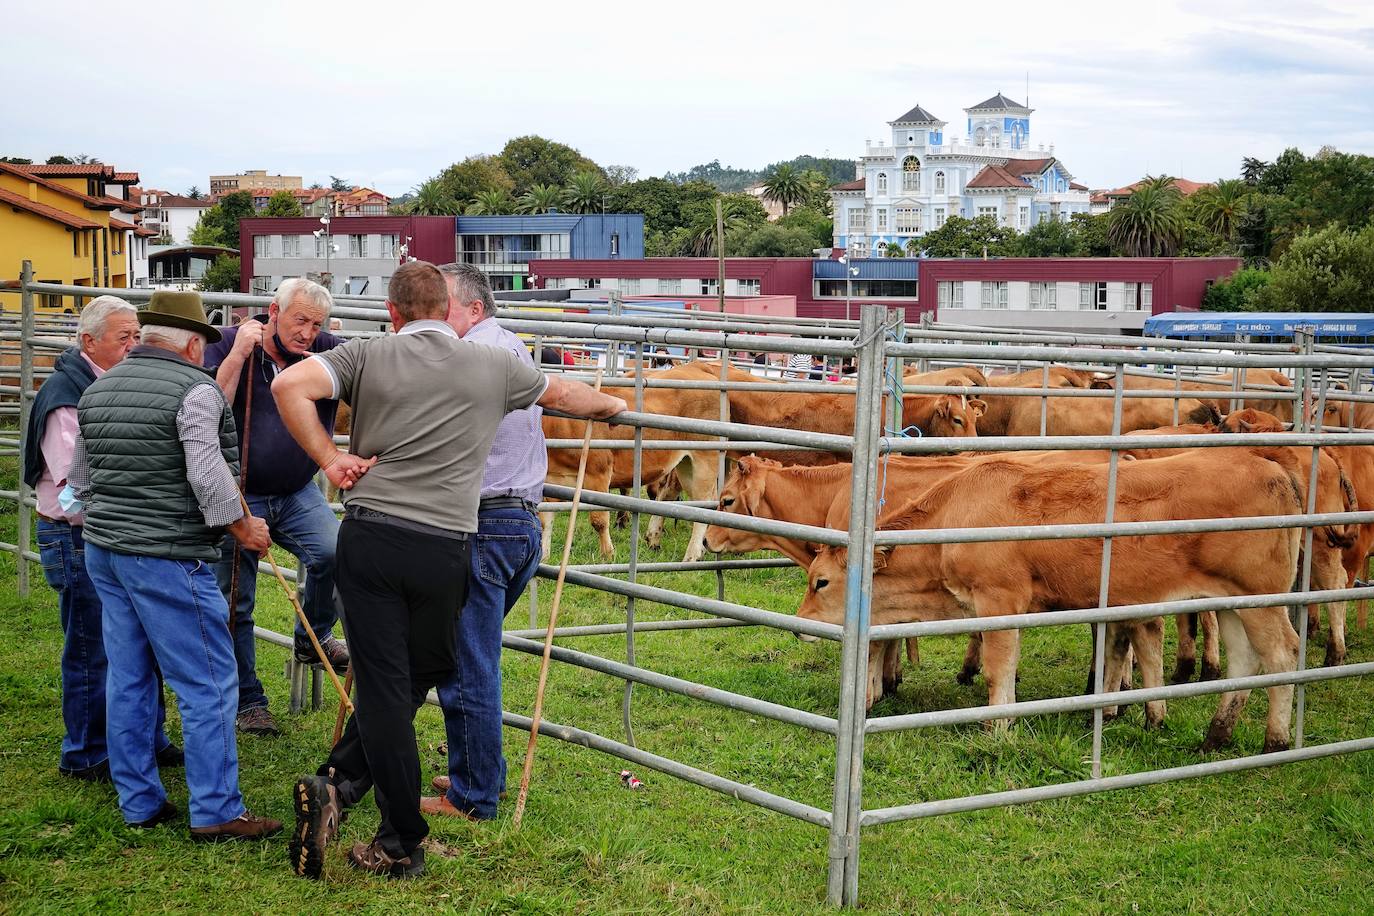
[876,173,888,195]
[282,234,300,258]
[657,278,679,294]
[848,208,867,232]
[380,234,397,259]
[1141,283,1153,310]
[348,234,368,258]
[876,208,888,232]
[1080,282,1093,309]
[738,278,761,296]
[848,240,869,259]
[699,279,719,296]
[977,205,998,221]
[901,157,920,193]
[1124,282,1138,311]
[1030,282,1056,310]
[253,235,269,258]
[620,277,640,295]
[1095,282,1108,311]
[934,207,946,228]
[895,207,921,233]
[934,171,946,194]
[1018,206,1029,229]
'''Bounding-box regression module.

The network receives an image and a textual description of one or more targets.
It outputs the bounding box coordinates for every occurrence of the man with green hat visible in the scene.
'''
[67,290,283,841]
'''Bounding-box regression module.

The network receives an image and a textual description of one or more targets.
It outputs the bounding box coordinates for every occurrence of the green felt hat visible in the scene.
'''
[139,290,221,343]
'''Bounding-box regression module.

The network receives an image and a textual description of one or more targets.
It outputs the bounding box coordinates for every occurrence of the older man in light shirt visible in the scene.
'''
[23,297,180,783]
[418,262,548,820]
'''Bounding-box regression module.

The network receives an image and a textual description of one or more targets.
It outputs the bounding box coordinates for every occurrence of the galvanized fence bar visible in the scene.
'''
[16,261,34,598]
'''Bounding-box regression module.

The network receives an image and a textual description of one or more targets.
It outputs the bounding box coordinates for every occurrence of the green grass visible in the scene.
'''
[3,467,1374,913]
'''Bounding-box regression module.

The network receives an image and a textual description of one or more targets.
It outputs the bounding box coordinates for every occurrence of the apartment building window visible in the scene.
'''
[620,278,640,295]
[848,208,867,232]
[657,278,679,294]
[976,206,998,222]
[1141,283,1153,310]
[1124,282,1138,310]
[876,172,888,194]
[380,234,398,259]
[1029,282,1057,309]
[348,234,368,258]
[875,208,888,232]
[349,276,369,295]
[737,278,761,295]
[251,276,272,295]
[1018,207,1029,229]
[937,281,964,309]
[699,279,719,295]
[281,234,300,258]
[980,281,1008,309]
[1080,282,1108,310]
[253,235,270,258]
[895,207,921,233]
[901,157,920,192]
[934,207,946,228]
[934,171,946,193]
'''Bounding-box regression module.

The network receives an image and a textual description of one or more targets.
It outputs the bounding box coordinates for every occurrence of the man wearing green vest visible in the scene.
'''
[68,291,283,841]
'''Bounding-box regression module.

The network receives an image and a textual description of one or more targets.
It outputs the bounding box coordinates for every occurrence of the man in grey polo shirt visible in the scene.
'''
[272,261,624,880]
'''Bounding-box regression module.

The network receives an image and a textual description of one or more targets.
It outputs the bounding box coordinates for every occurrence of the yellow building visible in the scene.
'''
[0,162,147,312]
[210,169,302,196]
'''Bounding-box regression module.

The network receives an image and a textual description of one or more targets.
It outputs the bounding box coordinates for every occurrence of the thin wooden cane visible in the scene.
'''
[227,345,257,634]
[236,492,353,713]
[512,370,604,828]
[332,669,354,746]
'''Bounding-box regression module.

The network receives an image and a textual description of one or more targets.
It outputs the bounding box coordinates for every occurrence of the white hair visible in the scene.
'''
[274,277,332,317]
[78,296,136,340]
[140,325,204,351]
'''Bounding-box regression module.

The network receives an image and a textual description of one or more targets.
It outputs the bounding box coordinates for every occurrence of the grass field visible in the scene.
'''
[3,462,1374,914]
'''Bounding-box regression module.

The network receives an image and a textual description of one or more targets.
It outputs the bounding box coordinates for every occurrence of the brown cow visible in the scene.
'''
[798,448,1313,752]
[975,366,1098,437]
[1092,369,1297,420]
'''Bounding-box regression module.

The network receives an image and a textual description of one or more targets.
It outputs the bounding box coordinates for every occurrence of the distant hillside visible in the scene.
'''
[662,155,856,192]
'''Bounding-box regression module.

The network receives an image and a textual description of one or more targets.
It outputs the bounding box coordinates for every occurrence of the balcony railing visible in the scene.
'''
[458,251,572,267]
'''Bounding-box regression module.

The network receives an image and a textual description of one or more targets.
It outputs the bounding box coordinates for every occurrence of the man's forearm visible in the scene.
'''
[214,350,248,399]
[274,379,340,470]
[542,377,626,419]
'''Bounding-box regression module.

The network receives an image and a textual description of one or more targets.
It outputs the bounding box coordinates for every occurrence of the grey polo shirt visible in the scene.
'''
[313,319,548,534]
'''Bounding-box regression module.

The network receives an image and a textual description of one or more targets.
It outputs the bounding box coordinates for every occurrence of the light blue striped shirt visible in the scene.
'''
[465,317,547,504]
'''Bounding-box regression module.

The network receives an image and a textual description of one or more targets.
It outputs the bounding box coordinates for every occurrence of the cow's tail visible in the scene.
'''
[1324,458,1359,550]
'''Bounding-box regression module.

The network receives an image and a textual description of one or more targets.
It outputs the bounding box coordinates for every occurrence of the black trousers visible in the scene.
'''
[322,517,470,856]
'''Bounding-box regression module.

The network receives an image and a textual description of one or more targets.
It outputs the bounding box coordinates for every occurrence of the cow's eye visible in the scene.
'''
[815,577,830,591]
[721,497,735,508]
[952,417,964,426]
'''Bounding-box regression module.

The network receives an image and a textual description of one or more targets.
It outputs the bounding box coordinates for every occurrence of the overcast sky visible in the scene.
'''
[3,0,1371,197]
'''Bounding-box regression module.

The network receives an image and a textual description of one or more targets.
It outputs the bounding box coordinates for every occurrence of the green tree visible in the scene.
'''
[262,190,303,217]
[604,164,638,187]
[605,178,717,237]
[682,195,767,256]
[918,215,1017,258]
[1191,179,1246,242]
[735,224,821,257]
[1069,212,1111,256]
[777,206,833,248]
[761,164,805,218]
[1274,152,1374,237]
[0,156,33,164]
[185,185,204,200]
[1256,147,1305,196]
[1253,224,1374,312]
[519,183,565,214]
[1241,157,1268,186]
[465,189,515,215]
[882,242,904,258]
[1201,268,1271,311]
[1011,218,1077,257]
[199,255,241,292]
[497,136,602,196]
[1107,176,1184,256]
[564,171,608,214]
[45,155,73,164]
[329,175,350,192]
[402,178,460,215]
[188,191,255,248]
[435,155,514,210]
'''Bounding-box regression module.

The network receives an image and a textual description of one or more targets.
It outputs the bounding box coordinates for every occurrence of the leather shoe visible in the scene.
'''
[419,794,482,821]
[289,775,342,880]
[347,840,424,878]
[130,800,179,829]
[190,811,283,843]
[295,633,349,672]
[430,775,506,800]
[236,706,281,737]
[156,744,185,768]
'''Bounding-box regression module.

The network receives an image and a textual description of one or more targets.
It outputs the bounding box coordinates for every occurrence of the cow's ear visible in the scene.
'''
[970,398,987,419]
[1090,377,1114,390]
[872,545,892,570]
[1238,419,1254,433]
[935,398,952,418]
[738,457,755,476]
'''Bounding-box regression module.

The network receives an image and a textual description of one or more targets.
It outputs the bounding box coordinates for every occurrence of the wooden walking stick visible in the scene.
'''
[513,370,603,828]
[227,345,257,634]
[332,669,354,746]
[237,491,353,714]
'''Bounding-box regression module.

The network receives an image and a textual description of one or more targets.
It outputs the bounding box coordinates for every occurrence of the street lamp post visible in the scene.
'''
[313,215,338,291]
[839,256,860,322]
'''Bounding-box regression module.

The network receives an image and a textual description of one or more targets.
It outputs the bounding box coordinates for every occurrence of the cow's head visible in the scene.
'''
[911,391,986,438]
[1219,408,1286,434]
[704,456,779,554]
[797,544,898,635]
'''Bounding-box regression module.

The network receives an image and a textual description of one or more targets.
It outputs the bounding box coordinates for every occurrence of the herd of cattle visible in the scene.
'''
[540,358,1371,755]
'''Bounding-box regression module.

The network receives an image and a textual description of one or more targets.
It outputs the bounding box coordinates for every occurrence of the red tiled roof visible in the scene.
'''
[154,194,211,208]
[1090,191,1110,204]
[966,164,1035,190]
[1107,178,1212,198]
[112,171,139,182]
[0,187,102,229]
[133,226,157,237]
[0,161,118,210]
[1001,158,1054,178]
[18,163,116,179]
[109,216,137,230]
[832,178,865,191]
[1069,181,1088,191]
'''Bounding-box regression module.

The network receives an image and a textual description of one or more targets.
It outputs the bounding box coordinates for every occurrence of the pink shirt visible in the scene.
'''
[37,352,104,524]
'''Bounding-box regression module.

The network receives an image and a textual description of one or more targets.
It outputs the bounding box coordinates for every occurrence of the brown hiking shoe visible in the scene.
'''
[347,840,425,879]
[289,775,342,880]
[295,633,349,672]
[430,774,505,800]
[237,706,281,737]
[190,811,283,843]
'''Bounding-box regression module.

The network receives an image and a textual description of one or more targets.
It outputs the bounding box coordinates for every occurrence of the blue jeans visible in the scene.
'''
[86,544,245,828]
[436,508,541,819]
[213,482,341,712]
[37,519,170,773]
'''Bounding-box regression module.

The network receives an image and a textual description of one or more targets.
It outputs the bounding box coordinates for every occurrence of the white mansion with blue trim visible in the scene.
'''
[831,93,1092,257]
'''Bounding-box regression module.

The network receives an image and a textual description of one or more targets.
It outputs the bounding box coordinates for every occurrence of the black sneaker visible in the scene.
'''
[289,775,343,880]
[130,800,179,829]
[294,634,349,672]
[236,706,282,737]
[156,744,185,769]
[58,760,112,784]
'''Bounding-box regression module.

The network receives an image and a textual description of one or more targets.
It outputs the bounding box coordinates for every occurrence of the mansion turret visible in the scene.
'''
[831,93,1092,256]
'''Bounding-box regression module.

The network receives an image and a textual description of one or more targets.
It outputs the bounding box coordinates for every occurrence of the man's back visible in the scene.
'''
[314,323,546,533]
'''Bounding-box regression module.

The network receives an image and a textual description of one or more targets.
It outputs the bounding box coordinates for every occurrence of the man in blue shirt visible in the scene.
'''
[205,278,348,736]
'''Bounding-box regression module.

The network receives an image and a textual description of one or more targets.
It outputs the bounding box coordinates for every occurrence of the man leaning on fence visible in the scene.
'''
[67,290,281,840]
[24,296,182,783]
[273,260,626,879]
[204,277,348,737]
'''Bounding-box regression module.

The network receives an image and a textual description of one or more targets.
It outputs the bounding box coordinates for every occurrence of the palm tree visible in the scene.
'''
[761,164,805,218]
[1107,175,1184,256]
[563,171,607,214]
[519,183,563,214]
[683,198,756,256]
[404,178,459,215]
[1193,179,1246,241]
[466,189,515,215]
